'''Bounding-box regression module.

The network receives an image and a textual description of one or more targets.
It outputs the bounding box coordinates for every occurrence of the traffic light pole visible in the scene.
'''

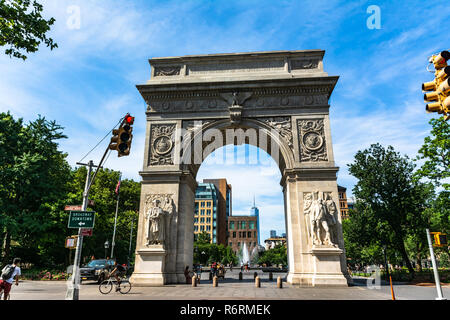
[426,228,446,300]
[110,172,121,259]
[65,160,93,300]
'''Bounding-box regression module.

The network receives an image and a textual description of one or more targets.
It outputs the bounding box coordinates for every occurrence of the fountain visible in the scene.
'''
[250,246,260,265]
[238,242,250,265]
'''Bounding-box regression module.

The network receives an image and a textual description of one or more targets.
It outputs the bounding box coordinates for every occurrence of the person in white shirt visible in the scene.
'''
[0,258,21,300]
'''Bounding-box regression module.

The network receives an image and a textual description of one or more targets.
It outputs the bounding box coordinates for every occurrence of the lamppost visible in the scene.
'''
[201,251,206,265]
[104,240,110,259]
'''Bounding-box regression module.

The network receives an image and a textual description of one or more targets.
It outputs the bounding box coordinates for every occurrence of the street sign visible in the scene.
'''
[65,236,78,249]
[68,211,96,229]
[64,205,82,211]
[81,228,93,236]
[65,201,94,211]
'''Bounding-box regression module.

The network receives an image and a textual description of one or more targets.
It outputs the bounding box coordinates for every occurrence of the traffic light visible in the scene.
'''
[431,232,448,247]
[117,113,134,157]
[423,50,450,120]
[109,113,135,157]
[108,129,120,151]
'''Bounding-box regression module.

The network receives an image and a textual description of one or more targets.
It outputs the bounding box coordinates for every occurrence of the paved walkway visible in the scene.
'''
[7,270,450,300]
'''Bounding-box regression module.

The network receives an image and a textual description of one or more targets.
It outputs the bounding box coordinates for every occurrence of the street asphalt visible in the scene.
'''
[5,270,450,300]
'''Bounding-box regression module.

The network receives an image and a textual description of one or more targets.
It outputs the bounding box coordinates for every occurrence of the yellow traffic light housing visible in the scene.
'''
[431,232,448,247]
[423,50,450,121]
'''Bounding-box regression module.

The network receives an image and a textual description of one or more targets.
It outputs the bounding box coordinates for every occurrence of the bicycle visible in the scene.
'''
[98,275,131,294]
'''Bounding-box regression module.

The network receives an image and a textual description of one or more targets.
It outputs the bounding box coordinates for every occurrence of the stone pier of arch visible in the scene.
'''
[129,50,351,287]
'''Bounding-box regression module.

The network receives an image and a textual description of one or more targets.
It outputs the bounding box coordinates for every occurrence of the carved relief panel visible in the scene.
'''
[257,116,293,149]
[303,191,338,246]
[144,194,176,247]
[297,119,328,162]
[149,123,176,166]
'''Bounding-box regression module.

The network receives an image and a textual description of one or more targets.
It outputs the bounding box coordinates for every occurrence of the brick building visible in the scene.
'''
[227,215,259,255]
[338,185,349,220]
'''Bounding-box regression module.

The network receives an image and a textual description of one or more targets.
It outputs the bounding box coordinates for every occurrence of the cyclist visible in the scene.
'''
[109,261,126,291]
[0,258,21,300]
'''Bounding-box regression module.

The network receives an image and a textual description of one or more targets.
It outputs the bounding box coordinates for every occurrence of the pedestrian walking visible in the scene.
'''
[184,266,192,284]
[0,258,21,300]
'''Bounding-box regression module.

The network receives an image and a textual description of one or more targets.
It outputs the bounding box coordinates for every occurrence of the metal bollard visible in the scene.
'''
[192,275,197,287]
[255,276,261,288]
[277,276,283,288]
[269,272,273,281]
[253,271,258,279]
[213,276,218,287]
[239,272,243,281]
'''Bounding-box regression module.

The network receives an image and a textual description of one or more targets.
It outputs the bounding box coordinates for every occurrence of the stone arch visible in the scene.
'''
[130,50,351,287]
[180,118,295,178]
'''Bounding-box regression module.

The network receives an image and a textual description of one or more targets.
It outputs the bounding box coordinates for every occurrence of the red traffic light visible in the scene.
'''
[125,114,134,125]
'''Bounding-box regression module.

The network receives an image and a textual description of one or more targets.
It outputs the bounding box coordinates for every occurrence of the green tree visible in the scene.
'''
[196,231,211,244]
[193,233,237,266]
[257,245,287,267]
[347,143,434,276]
[0,112,71,265]
[67,167,140,265]
[414,117,450,268]
[416,118,450,190]
[0,0,57,60]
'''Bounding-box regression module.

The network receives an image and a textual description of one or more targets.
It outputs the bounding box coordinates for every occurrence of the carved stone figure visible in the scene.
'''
[146,199,165,245]
[145,194,176,246]
[219,92,253,125]
[291,59,319,70]
[304,191,338,246]
[258,117,293,149]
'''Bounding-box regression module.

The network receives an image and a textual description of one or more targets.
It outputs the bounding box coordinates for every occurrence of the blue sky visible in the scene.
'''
[1,0,449,243]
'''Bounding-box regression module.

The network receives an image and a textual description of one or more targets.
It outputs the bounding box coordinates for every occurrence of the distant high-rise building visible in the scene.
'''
[270,230,277,238]
[281,233,286,238]
[347,197,355,211]
[194,183,218,243]
[250,197,260,245]
[202,178,232,245]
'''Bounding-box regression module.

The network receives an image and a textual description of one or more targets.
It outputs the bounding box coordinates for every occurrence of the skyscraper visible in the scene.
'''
[270,230,277,238]
[194,183,218,243]
[199,178,232,245]
[249,197,260,245]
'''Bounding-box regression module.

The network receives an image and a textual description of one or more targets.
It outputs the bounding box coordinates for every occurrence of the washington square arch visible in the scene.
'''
[129,50,352,287]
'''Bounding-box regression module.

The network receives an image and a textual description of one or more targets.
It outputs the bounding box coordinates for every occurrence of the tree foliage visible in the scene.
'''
[0,0,57,60]
[0,111,71,265]
[67,167,140,266]
[416,118,450,190]
[0,112,141,268]
[193,232,237,265]
[257,244,287,267]
[346,143,435,275]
